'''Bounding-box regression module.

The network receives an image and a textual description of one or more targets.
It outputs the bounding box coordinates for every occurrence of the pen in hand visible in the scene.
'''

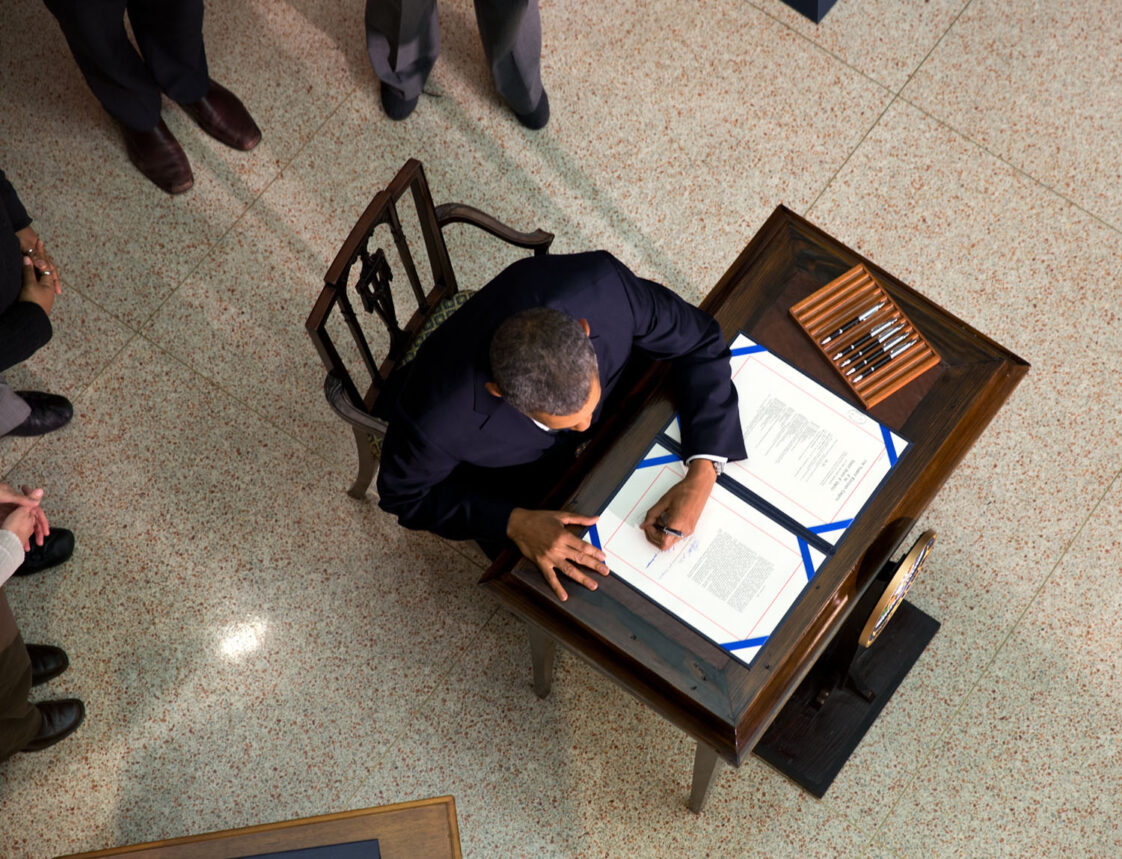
[655,514,684,538]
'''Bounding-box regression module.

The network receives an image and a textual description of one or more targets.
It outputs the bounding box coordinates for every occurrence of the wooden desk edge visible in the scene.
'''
[56,795,462,859]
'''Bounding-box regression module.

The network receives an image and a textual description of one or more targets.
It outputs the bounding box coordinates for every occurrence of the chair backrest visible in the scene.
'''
[306,159,460,416]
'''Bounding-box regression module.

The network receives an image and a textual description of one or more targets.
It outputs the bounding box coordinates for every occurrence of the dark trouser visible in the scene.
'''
[364,0,543,115]
[0,587,40,761]
[43,0,210,131]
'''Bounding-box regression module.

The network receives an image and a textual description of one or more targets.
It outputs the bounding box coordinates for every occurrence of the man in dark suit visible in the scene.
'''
[43,0,261,194]
[377,251,746,600]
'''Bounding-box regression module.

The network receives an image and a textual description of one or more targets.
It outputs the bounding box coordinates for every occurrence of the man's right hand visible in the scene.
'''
[19,255,56,315]
[506,508,610,602]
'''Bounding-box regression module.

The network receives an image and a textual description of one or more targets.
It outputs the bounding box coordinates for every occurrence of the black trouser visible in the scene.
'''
[44,0,210,130]
[0,587,40,761]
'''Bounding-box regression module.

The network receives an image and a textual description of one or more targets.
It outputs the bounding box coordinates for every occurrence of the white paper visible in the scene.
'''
[590,444,825,667]
[666,334,908,544]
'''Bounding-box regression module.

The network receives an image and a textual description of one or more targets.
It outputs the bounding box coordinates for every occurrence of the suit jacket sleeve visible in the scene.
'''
[608,256,746,462]
[377,416,517,542]
[0,171,32,232]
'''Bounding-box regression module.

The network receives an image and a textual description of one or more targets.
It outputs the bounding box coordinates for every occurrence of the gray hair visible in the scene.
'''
[489,308,598,416]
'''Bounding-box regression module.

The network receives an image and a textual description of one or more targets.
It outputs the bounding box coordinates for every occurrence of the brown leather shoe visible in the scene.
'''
[121,120,194,194]
[180,80,261,151]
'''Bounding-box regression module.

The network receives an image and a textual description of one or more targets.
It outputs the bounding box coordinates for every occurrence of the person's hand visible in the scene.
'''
[15,227,60,295]
[0,484,49,547]
[640,460,719,550]
[18,254,55,315]
[507,508,609,602]
[2,505,38,551]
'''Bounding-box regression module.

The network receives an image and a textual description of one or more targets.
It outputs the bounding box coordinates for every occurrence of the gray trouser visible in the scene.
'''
[0,379,30,437]
[365,0,543,115]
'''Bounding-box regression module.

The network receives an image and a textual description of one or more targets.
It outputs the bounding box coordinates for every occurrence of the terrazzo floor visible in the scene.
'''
[1,0,1119,856]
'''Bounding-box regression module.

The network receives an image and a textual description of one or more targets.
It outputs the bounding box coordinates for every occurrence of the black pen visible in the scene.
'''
[853,339,917,382]
[838,323,903,367]
[820,302,884,345]
[844,333,907,376]
[833,318,898,360]
[655,514,684,538]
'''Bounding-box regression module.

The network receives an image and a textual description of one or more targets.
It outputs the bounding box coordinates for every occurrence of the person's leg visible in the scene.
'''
[365,0,440,117]
[0,588,41,762]
[42,0,163,131]
[124,0,209,105]
[0,380,31,438]
[471,0,546,125]
[42,0,194,192]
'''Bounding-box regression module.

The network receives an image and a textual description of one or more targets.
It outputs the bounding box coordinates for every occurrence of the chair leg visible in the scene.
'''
[348,427,377,499]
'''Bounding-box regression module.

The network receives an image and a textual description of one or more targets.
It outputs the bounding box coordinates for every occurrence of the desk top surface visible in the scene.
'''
[482,206,1028,764]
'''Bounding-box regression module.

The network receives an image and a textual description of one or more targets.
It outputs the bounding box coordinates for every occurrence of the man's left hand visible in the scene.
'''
[16,227,61,295]
[640,459,719,550]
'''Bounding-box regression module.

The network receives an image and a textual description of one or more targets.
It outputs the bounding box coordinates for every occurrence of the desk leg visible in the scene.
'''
[527,624,555,699]
[688,742,724,813]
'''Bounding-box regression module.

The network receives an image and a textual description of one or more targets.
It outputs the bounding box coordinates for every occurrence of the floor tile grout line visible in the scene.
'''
[0,328,142,484]
[894,92,1122,239]
[132,329,352,474]
[867,465,1122,842]
[802,0,976,217]
[132,82,365,334]
[334,605,503,810]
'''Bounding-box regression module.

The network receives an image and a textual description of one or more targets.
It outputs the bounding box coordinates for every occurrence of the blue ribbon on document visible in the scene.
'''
[880,424,899,466]
[586,523,601,550]
[637,453,681,469]
[797,537,818,582]
[720,635,770,652]
[730,344,766,357]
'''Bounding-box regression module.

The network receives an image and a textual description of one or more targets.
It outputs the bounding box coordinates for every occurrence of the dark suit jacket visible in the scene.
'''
[0,170,52,372]
[377,251,746,541]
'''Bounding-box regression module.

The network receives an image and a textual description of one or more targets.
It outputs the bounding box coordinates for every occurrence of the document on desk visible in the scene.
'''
[664,333,909,546]
[587,332,909,667]
[587,444,826,668]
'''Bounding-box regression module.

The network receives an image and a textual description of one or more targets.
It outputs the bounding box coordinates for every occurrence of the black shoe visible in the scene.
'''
[22,699,84,752]
[380,82,418,121]
[14,529,75,577]
[28,644,69,686]
[514,90,550,130]
[5,391,73,437]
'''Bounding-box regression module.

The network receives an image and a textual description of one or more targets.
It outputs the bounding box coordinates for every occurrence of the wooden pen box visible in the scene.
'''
[789,264,941,409]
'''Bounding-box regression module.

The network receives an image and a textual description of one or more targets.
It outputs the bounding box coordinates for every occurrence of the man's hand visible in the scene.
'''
[0,484,49,547]
[640,459,719,550]
[16,227,61,295]
[19,255,56,315]
[507,507,609,602]
[2,506,38,551]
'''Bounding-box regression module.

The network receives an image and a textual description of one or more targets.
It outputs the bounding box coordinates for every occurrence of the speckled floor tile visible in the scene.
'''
[752,0,970,92]
[1,0,361,329]
[533,0,892,301]
[347,610,873,858]
[0,287,134,476]
[0,339,494,858]
[877,672,1121,857]
[802,98,1122,829]
[903,0,1122,228]
[988,472,1122,701]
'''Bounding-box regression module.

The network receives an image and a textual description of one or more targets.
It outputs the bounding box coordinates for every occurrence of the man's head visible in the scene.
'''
[486,308,601,431]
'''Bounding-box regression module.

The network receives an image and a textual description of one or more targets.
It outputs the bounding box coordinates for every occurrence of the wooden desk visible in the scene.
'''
[58,796,462,859]
[481,206,1028,810]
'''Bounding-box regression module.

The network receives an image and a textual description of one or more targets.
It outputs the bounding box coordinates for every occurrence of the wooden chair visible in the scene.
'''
[306,159,554,498]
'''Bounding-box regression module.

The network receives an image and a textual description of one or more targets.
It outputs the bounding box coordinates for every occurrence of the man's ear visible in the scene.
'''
[578,318,591,337]
[484,381,503,399]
